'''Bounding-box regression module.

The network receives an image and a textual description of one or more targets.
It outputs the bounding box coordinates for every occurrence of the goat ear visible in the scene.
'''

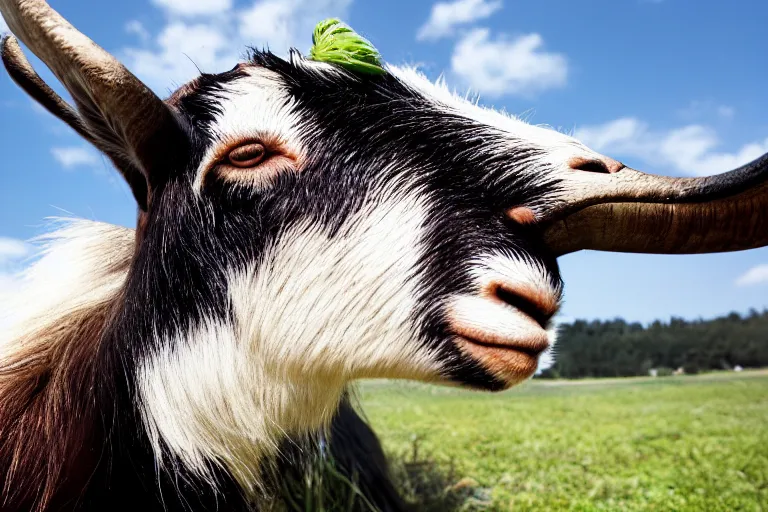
[0,3,187,211]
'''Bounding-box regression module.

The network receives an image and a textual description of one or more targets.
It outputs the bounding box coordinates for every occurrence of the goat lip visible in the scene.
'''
[450,324,550,357]
[454,334,544,385]
[452,329,549,384]
[454,334,548,358]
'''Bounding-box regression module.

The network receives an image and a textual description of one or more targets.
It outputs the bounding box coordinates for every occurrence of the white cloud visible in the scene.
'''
[0,238,29,266]
[239,0,296,50]
[417,0,502,41]
[736,264,768,287]
[122,0,352,93]
[51,146,100,169]
[124,21,238,91]
[0,13,8,33]
[451,28,567,98]
[575,117,768,176]
[717,105,735,119]
[125,20,151,43]
[151,0,233,16]
[238,0,354,56]
[677,100,735,121]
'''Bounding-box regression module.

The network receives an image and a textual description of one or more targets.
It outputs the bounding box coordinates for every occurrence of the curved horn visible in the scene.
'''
[1,36,91,140]
[0,0,183,209]
[540,152,768,256]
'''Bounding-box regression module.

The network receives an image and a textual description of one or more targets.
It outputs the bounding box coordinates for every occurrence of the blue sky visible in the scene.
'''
[1,0,767,324]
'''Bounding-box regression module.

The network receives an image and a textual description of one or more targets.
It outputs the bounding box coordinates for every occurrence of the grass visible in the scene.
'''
[357,370,768,511]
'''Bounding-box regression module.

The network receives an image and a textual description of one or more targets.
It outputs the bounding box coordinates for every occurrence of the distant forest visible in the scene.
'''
[538,309,768,379]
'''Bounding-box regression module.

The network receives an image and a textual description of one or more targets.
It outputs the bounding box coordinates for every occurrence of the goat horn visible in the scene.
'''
[1,36,91,140]
[0,0,180,208]
[540,152,768,256]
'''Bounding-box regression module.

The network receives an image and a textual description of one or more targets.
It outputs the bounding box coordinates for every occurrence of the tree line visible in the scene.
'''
[538,309,768,379]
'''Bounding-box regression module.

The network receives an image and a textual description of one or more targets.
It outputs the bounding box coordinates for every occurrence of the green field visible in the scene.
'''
[357,371,768,511]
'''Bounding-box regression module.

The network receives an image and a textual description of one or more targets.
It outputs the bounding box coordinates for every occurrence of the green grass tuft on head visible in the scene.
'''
[309,18,384,75]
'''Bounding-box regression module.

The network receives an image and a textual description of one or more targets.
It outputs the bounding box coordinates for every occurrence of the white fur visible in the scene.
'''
[0,220,133,358]
[450,294,544,339]
[386,65,599,171]
[483,254,561,351]
[468,253,562,300]
[138,190,443,496]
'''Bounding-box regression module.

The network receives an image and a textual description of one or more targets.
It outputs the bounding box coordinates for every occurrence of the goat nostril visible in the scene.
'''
[574,160,610,174]
[569,156,625,174]
[493,285,554,329]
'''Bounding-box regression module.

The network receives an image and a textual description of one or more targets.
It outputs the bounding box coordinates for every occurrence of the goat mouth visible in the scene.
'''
[454,334,545,358]
[452,330,549,385]
[446,283,557,385]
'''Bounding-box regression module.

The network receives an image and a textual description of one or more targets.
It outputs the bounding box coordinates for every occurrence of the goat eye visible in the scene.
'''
[228,143,266,168]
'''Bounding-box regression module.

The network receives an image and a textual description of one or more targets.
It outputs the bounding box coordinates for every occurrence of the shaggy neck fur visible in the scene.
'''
[0,221,332,509]
[138,318,347,497]
[0,222,133,510]
[0,220,378,510]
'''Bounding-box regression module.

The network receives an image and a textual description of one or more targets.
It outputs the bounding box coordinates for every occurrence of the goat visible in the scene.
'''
[1,1,766,510]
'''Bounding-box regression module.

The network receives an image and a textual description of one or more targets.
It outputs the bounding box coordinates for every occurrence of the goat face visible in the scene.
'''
[146,55,591,391]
